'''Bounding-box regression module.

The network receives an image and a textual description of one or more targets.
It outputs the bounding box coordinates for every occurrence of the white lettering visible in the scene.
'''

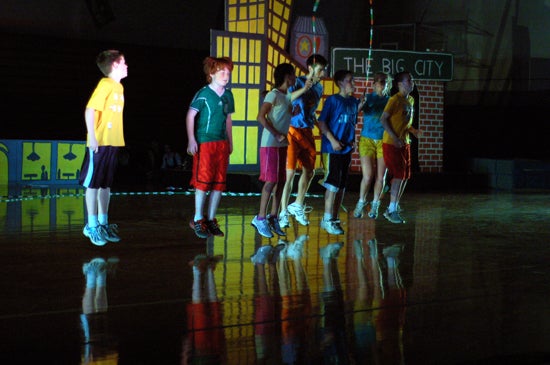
[335,50,451,80]
[381,58,405,75]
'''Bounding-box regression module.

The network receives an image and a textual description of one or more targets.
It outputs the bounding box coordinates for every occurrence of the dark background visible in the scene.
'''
[1,0,548,174]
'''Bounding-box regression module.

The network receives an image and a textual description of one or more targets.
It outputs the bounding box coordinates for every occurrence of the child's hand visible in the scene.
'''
[89,136,99,153]
[187,141,198,156]
[409,127,423,138]
[331,140,344,151]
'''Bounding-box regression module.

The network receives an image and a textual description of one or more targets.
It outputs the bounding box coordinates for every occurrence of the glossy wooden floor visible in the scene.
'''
[1,184,550,365]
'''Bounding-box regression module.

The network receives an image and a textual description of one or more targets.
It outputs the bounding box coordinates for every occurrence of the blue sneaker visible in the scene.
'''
[383,210,406,224]
[83,225,107,246]
[267,214,286,236]
[100,224,120,242]
[251,245,274,264]
[251,216,274,238]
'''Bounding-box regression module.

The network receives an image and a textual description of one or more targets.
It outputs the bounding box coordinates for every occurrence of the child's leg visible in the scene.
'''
[324,189,336,220]
[270,183,283,217]
[194,189,207,221]
[333,189,345,218]
[85,188,99,226]
[98,187,111,217]
[259,181,276,218]
[207,190,222,221]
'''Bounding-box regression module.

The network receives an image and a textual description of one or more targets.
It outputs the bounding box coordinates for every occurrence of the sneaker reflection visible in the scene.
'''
[351,238,406,364]
[251,239,286,363]
[277,235,313,364]
[80,257,119,364]
[182,254,226,365]
[250,234,314,364]
[318,242,348,362]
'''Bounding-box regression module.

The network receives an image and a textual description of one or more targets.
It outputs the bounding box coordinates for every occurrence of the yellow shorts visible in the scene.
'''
[358,136,383,158]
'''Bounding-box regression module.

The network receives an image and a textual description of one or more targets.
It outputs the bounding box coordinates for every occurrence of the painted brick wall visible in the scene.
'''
[348,78,444,173]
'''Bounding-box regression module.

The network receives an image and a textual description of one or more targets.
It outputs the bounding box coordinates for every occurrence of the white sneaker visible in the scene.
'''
[251,216,274,238]
[320,218,345,235]
[367,201,380,219]
[82,257,107,276]
[251,245,274,264]
[320,242,344,260]
[287,202,311,226]
[353,200,368,218]
[287,239,307,260]
[83,225,107,246]
[294,234,309,245]
[278,210,290,228]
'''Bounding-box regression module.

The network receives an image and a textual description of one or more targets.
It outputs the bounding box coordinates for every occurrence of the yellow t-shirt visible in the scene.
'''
[86,77,125,147]
[382,93,414,145]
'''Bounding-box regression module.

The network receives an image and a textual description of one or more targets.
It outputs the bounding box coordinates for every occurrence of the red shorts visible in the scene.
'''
[286,126,316,171]
[382,143,411,180]
[186,301,225,354]
[260,147,287,183]
[190,140,229,192]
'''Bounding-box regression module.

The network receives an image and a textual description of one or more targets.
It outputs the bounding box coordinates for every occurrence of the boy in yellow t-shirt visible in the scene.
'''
[79,50,128,246]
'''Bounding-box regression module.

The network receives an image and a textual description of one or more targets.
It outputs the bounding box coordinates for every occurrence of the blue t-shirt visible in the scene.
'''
[288,76,323,129]
[319,94,360,154]
[360,92,389,139]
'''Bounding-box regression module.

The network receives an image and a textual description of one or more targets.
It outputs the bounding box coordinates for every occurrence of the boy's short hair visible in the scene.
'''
[394,71,411,83]
[273,63,295,88]
[306,54,328,68]
[373,72,389,84]
[96,50,124,76]
[332,69,352,84]
[203,56,234,83]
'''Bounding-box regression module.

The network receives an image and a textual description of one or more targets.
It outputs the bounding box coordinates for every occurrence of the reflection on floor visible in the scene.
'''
[1,187,550,364]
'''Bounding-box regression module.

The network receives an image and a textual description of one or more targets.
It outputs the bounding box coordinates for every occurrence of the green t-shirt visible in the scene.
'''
[190,86,235,143]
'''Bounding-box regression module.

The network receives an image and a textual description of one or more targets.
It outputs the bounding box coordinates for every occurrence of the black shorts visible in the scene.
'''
[79,146,119,189]
[319,153,351,192]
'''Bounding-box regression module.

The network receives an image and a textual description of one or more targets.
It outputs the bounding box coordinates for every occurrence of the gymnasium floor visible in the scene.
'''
[1,183,549,364]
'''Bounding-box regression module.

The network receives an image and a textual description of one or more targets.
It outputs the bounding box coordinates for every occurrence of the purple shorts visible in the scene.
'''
[260,147,287,183]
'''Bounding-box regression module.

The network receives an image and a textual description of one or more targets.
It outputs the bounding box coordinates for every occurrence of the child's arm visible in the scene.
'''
[408,126,423,138]
[380,111,404,148]
[257,101,286,143]
[318,120,344,151]
[84,107,99,152]
[186,109,198,155]
[357,92,368,113]
[226,114,233,154]
[290,78,313,101]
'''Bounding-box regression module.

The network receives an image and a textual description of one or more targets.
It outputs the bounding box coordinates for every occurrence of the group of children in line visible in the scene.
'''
[248,54,421,239]
[79,50,421,246]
